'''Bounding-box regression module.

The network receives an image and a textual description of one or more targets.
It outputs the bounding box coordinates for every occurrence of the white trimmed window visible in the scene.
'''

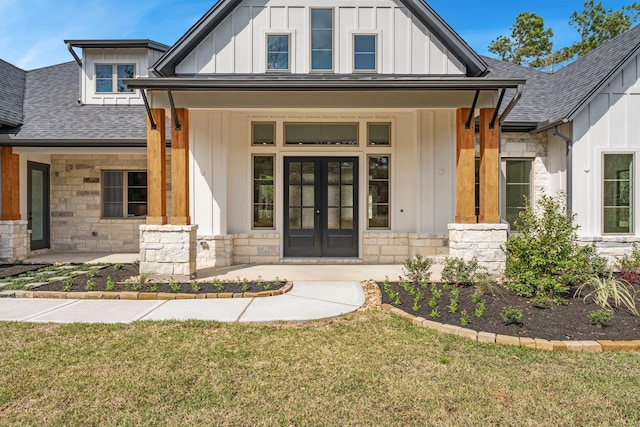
[96,64,135,93]
[354,34,377,72]
[368,155,390,229]
[266,34,290,71]
[603,153,633,234]
[253,156,275,228]
[504,159,532,227]
[311,9,333,71]
[102,171,147,218]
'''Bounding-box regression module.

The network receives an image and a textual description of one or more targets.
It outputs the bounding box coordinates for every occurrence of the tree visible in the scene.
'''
[489,1,640,70]
[488,12,554,67]
[567,0,640,58]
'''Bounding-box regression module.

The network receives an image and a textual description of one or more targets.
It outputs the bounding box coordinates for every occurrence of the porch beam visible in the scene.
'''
[1,147,21,221]
[455,108,476,224]
[171,108,191,226]
[479,108,501,223]
[146,109,167,225]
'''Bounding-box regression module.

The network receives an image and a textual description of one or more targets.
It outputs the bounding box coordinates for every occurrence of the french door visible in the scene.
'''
[284,157,358,257]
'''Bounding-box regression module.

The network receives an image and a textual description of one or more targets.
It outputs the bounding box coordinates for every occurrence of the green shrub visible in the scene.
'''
[588,309,614,326]
[441,257,489,286]
[403,253,432,284]
[616,243,640,273]
[574,271,639,316]
[500,307,523,325]
[503,193,606,302]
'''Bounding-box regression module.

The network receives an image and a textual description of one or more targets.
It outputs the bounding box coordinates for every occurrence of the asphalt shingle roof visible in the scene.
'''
[4,61,149,143]
[0,59,26,127]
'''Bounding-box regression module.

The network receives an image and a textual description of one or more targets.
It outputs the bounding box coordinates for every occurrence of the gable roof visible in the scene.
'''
[152,0,488,77]
[0,61,152,146]
[542,24,640,130]
[0,59,26,128]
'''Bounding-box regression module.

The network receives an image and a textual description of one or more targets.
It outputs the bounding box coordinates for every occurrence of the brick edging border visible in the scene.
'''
[12,282,294,301]
[382,304,640,352]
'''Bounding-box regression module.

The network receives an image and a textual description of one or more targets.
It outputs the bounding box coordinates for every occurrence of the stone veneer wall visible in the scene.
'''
[448,223,508,273]
[0,220,29,262]
[140,225,197,279]
[363,233,449,264]
[577,237,640,266]
[232,233,280,265]
[196,235,234,268]
[50,154,171,252]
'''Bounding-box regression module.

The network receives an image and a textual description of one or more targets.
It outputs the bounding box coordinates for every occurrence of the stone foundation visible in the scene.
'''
[363,233,449,264]
[139,224,197,279]
[196,235,234,268]
[448,223,508,273]
[233,233,280,264]
[577,236,640,266]
[0,220,29,262]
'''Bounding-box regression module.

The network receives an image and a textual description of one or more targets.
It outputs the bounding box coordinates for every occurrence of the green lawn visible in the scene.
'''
[1,311,639,426]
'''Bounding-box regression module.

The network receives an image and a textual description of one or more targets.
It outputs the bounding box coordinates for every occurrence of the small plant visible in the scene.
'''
[430,307,441,319]
[114,263,124,270]
[589,309,614,326]
[263,281,272,291]
[150,283,159,292]
[85,279,96,292]
[87,269,98,279]
[256,276,264,288]
[273,277,282,287]
[403,253,432,284]
[442,283,451,291]
[616,243,640,273]
[441,257,488,286]
[63,277,74,292]
[430,283,442,300]
[105,276,115,292]
[212,278,224,292]
[574,271,639,316]
[471,291,481,304]
[531,295,552,309]
[392,292,401,306]
[475,300,487,318]
[500,307,523,325]
[460,310,470,327]
[238,277,250,292]
[428,297,438,309]
[128,282,141,292]
[191,281,201,292]
[448,287,460,314]
[169,280,181,293]
[412,290,424,312]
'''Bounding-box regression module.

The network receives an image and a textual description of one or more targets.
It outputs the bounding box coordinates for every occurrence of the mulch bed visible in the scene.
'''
[380,281,640,341]
[33,264,287,294]
[0,264,48,279]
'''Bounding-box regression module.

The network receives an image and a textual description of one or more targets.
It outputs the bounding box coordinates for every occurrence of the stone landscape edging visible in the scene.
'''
[381,304,640,353]
[12,282,293,301]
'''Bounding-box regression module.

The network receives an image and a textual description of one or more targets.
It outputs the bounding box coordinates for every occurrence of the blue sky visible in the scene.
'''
[0,0,637,70]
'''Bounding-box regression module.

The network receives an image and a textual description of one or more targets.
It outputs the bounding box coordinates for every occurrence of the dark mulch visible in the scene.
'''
[0,264,48,279]
[33,264,287,294]
[380,281,640,341]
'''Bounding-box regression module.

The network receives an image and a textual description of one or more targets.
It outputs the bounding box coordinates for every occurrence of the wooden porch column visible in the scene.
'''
[1,147,21,221]
[479,108,500,223]
[171,108,191,225]
[146,109,167,225]
[455,108,476,224]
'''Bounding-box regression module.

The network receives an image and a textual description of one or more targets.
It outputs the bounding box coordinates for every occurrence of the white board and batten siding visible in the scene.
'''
[175,0,466,75]
[188,109,456,237]
[81,48,158,106]
[572,53,640,236]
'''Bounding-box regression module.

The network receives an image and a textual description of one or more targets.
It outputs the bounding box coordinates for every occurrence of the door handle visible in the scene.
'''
[316,209,320,214]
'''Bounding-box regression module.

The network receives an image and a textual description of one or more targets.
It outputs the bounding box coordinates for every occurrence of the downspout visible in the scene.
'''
[66,42,83,105]
[553,125,573,214]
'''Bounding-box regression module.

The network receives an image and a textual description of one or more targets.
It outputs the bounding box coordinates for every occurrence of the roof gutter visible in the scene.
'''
[66,42,82,67]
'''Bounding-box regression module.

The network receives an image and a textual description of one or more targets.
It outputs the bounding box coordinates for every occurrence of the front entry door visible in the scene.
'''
[284,157,358,257]
[27,162,50,250]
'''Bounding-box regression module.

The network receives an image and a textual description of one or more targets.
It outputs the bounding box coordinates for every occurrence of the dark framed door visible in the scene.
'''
[284,157,358,257]
[27,162,50,250]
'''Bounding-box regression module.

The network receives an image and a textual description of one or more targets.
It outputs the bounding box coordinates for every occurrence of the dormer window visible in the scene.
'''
[311,9,333,71]
[266,34,290,71]
[96,64,135,93]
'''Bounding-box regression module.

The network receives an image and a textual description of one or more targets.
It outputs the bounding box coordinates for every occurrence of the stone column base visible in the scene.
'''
[0,220,29,263]
[448,223,508,274]
[140,224,197,280]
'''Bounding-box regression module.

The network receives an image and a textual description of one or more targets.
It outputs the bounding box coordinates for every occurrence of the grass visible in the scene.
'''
[0,311,639,425]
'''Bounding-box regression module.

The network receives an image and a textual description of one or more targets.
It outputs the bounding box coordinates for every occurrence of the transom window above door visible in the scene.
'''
[285,123,358,146]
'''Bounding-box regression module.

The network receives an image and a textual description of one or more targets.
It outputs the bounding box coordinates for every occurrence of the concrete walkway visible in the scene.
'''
[0,281,365,324]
